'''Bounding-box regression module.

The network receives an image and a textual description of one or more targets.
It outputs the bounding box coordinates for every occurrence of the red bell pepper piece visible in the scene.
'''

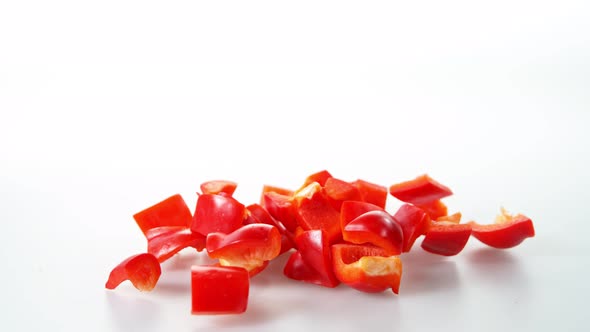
[262,191,298,232]
[133,194,192,236]
[324,177,362,210]
[191,265,249,315]
[105,253,161,291]
[245,204,294,254]
[417,199,449,220]
[340,201,384,229]
[351,179,388,209]
[342,210,404,255]
[293,183,342,244]
[206,224,281,276]
[421,222,472,256]
[191,193,246,236]
[392,204,430,252]
[146,226,206,263]
[302,170,333,187]
[200,180,238,196]
[469,208,535,249]
[261,184,294,198]
[331,244,402,294]
[283,230,339,287]
[389,174,453,205]
[436,212,462,224]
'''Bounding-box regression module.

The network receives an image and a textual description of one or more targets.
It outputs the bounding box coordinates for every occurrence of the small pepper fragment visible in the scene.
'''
[342,210,404,255]
[283,230,339,287]
[245,203,294,254]
[133,194,193,236]
[302,170,333,187]
[331,244,402,294]
[340,201,384,229]
[191,193,246,236]
[294,183,342,244]
[421,222,472,256]
[105,253,161,291]
[146,226,206,263]
[389,174,453,205]
[191,265,249,315]
[351,179,388,209]
[469,208,535,249]
[262,191,298,232]
[206,224,281,276]
[417,199,448,220]
[392,204,430,252]
[324,177,362,210]
[200,180,238,196]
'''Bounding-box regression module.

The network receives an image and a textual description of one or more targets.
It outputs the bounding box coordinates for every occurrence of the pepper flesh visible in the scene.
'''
[417,199,448,220]
[284,230,339,287]
[470,208,535,249]
[351,179,388,209]
[146,226,206,263]
[389,174,453,205]
[342,210,404,255]
[200,180,238,196]
[191,266,249,315]
[191,193,246,236]
[392,204,430,252]
[105,253,161,291]
[133,194,193,236]
[294,184,342,244]
[421,222,472,256]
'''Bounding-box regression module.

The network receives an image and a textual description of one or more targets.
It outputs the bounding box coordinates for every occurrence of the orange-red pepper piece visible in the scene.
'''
[389,174,453,205]
[200,180,238,196]
[469,208,535,249]
[392,204,430,252]
[421,222,472,256]
[146,226,206,263]
[133,194,192,236]
[351,179,388,209]
[105,253,161,291]
[191,265,249,315]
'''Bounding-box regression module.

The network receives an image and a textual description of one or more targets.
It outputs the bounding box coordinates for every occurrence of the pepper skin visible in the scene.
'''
[191,266,249,315]
[469,209,535,249]
[392,204,430,252]
[342,210,404,255]
[191,193,246,236]
[146,226,206,263]
[133,194,193,236]
[421,222,472,256]
[283,230,339,287]
[200,180,238,196]
[389,174,453,205]
[105,253,161,291]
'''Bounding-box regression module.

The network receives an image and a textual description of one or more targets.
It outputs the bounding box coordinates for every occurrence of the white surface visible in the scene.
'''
[1,1,589,331]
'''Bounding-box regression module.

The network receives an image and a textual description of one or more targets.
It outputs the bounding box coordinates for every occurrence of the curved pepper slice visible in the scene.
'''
[191,265,249,315]
[331,244,402,294]
[105,253,161,291]
[421,222,472,256]
[200,180,238,196]
[351,179,388,209]
[246,204,294,254]
[283,230,339,287]
[340,201,384,229]
[206,224,281,276]
[146,226,206,263]
[392,204,430,252]
[133,194,192,236]
[469,208,535,249]
[191,193,246,236]
[262,192,298,232]
[389,174,453,205]
[342,210,404,255]
[417,199,448,220]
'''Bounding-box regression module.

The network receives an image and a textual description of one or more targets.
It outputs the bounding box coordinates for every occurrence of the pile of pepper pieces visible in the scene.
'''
[105,171,535,314]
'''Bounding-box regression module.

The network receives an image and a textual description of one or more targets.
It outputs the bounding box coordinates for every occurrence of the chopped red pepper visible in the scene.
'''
[261,184,294,200]
[191,265,249,315]
[206,224,281,276]
[133,194,192,236]
[302,170,333,187]
[351,179,388,209]
[436,212,462,224]
[340,201,384,229]
[331,244,402,294]
[245,204,294,255]
[191,193,246,236]
[417,199,448,220]
[324,177,362,210]
[389,174,453,205]
[293,183,342,244]
[421,222,472,256]
[392,204,430,252]
[342,210,404,255]
[262,191,298,232]
[105,253,161,291]
[146,226,206,263]
[469,208,535,249]
[200,180,238,196]
[283,230,339,287]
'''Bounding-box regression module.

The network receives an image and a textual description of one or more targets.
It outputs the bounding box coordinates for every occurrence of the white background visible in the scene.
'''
[1,1,589,331]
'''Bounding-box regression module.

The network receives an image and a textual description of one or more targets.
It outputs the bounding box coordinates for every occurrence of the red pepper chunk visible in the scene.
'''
[146,226,206,263]
[324,177,362,211]
[417,199,448,220]
[342,211,404,255]
[294,183,342,244]
[262,192,298,232]
[206,224,281,276]
[340,201,384,229]
[191,193,246,236]
[469,208,535,249]
[302,170,333,187]
[191,266,249,315]
[331,244,402,294]
[105,253,161,291]
[351,179,388,209]
[133,194,192,236]
[200,180,238,196]
[393,204,430,252]
[389,174,453,205]
[283,230,339,288]
[421,222,472,256]
[245,204,295,255]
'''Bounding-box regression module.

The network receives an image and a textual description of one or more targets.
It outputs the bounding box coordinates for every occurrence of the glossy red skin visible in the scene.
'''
[200,180,237,196]
[146,226,206,263]
[421,223,472,256]
[133,194,192,236]
[417,199,448,220]
[206,224,281,274]
[105,253,161,291]
[340,201,384,229]
[191,194,245,236]
[389,174,453,205]
[303,170,333,187]
[393,204,430,252]
[343,210,404,255]
[262,192,298,232]
[295,190,342,244]
[470,216,535,249]
[245,204,295,254]
[284,251,323,284]
[290,230,339,287]
[351,179,388,209]
[331,244,402,294]
[191,266,249,315]
[324,177,362,210]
